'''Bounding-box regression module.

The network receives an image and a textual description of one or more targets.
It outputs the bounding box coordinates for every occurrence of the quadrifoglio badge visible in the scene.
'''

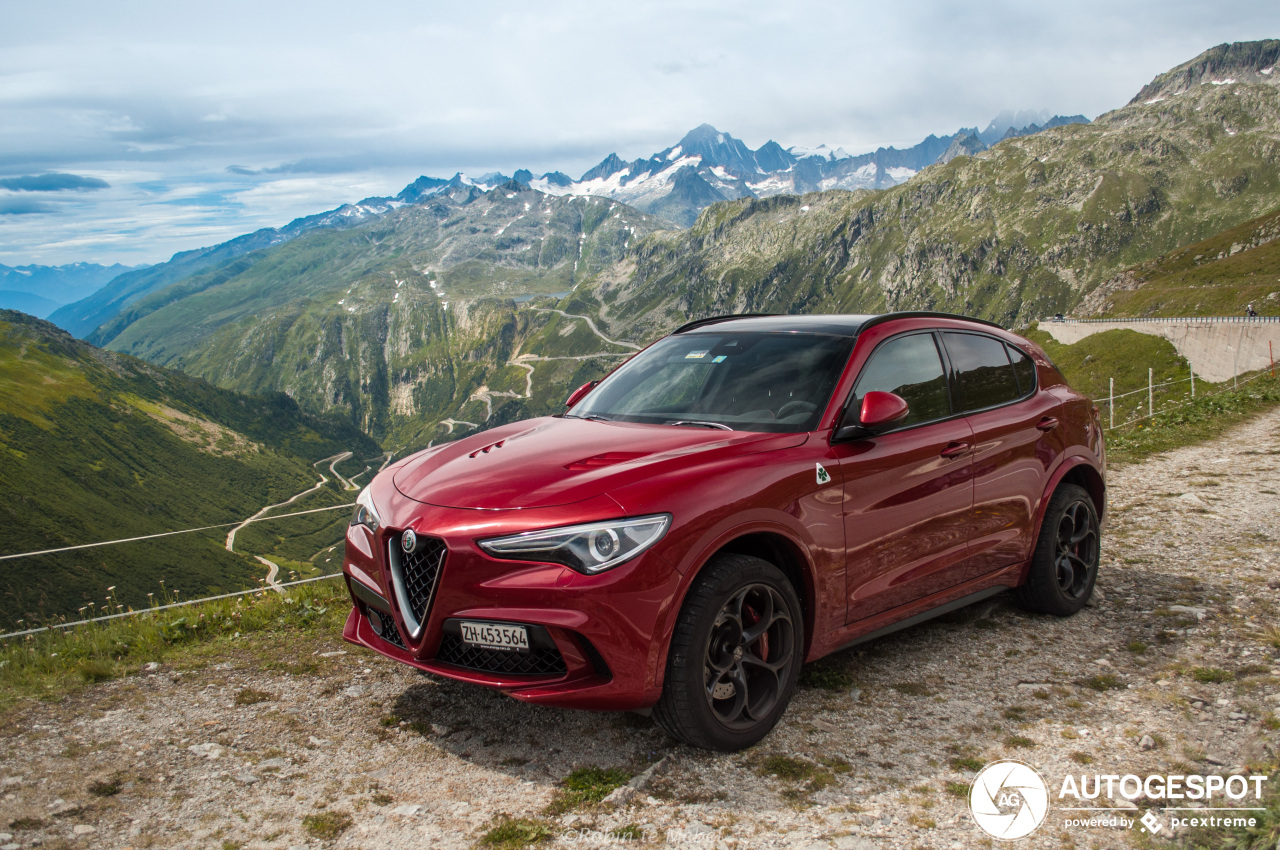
[968,760,1271,840]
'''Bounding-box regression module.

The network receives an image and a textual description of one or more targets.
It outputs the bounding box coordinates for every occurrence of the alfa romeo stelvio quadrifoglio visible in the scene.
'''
[342,312,1105,749]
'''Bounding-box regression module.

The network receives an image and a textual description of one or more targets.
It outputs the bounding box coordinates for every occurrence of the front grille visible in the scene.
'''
[436,634,567,677]
[370,609,406,650]
[388,532,447,638]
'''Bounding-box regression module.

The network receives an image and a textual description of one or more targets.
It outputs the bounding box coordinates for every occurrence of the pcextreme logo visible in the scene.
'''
[969,760,1050,840]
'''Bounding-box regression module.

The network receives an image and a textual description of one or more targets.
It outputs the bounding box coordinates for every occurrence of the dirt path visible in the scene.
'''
[224,452,351,591]
[530,307,643,350]
[3,412,1278,848]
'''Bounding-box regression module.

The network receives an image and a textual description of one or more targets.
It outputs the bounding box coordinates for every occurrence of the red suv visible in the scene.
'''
[341,313,1105,750]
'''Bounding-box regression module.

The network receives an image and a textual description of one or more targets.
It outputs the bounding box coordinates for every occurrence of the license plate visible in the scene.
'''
[459,621,529,653]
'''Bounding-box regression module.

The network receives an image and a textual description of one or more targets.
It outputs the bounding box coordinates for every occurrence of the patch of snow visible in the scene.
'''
[855,163,878,178]
[886,167,917,181]
[1263,67,1274,76]
[1210,78,1237,86]
[788,144,852,161]
[505,193,515,199]
[1144,96,1166,105]
[709,165,737,180]
[800,205,810,213]
[528,177,571,196]
[1226,128,1237,136]
[337,299,345,305]
[666,145,683,160]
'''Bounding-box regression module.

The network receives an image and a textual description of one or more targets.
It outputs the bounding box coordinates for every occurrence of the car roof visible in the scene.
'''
[674,312,1005,337]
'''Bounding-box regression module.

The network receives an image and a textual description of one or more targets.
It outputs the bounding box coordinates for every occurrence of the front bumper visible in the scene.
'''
[340,496,681,711]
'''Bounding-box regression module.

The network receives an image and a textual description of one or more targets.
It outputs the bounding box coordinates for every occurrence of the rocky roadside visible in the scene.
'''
[1,410,1278,850]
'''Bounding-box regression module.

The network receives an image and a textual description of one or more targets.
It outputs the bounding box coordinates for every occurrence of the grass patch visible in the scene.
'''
[1127,641,1149,654]
[233,688,274,706]
[1082,674,1125,691]
[798,663,854,691]
[1071,752,1094,765]
[88,776,123,796]
[1191,667,1234,684]
[949,756,985,772]
[1003,735,1036,749]
[944,781,970,798]
[544,766,630,815]
[1104,373,1280,464]
[758,754,837,801]
[301,811,352,840]
[890,681,933,697]
[480,816,555,848]
[0,579,349,712]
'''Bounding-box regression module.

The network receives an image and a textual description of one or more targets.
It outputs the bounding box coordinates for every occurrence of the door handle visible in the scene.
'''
[940,441,970,458]
[1036,416,1060,432]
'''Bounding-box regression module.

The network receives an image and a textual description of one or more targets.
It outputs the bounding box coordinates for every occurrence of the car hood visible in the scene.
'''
[392,416,807,510]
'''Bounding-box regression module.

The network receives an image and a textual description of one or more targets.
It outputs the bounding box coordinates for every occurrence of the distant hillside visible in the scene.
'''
[0,311,379,629]
[48,199,402,338]
[1080,206,1280,317]
[91,186,666,443]
[0,262,143,319]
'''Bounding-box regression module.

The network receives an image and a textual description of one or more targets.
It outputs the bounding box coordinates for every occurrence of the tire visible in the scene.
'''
[653,554,803,751]
[1016,483,1101,616]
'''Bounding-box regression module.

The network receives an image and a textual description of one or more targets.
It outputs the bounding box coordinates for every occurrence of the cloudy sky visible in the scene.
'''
[2,1,1277,266]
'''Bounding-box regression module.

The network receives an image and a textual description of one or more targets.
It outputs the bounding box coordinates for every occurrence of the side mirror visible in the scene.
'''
[564,380,599,408]
[833,391,909,441]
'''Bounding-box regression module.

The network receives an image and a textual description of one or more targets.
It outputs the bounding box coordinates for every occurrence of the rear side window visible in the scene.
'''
[851,333,951,427]
[942,332,1022,412]
[1008,344,1037,395]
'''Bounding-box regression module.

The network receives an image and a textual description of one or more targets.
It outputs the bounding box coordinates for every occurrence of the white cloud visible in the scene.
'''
[1,0,1279,263]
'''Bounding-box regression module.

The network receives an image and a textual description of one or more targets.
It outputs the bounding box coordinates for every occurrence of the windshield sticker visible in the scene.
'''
[816,463,831,485]
[712,355,727,363]
[685,350,709,359]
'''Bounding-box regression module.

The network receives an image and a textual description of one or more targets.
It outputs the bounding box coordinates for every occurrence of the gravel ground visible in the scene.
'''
[2,410,1279,850]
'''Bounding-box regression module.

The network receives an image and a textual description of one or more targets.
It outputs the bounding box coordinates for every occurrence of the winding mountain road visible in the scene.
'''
[224,452,354,591]
[455,308,641,425]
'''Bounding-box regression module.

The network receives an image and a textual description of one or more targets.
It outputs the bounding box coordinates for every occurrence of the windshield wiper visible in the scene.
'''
[669,420,733,431]
[565,413,612,422]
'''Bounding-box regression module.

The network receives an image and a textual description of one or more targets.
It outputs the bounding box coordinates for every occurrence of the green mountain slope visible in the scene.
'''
[0,311,379,629]
[1080,206,1280,317]
[94,186,666,442]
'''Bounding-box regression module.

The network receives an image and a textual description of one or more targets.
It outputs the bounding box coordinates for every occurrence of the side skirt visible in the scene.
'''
[830,585,1012,656]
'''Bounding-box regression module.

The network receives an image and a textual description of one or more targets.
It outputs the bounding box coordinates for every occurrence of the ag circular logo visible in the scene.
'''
[969,760,1049,840]
[401,529,417,554]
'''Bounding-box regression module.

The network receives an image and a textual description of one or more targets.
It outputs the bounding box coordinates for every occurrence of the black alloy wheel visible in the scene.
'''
[1016,483,1101,616]
[703,583,796,731]
[654,554,803,750]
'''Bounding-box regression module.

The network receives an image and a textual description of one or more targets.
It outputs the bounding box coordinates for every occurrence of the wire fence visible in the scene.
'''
[1050,316,1280,325]
[0,572,345,641]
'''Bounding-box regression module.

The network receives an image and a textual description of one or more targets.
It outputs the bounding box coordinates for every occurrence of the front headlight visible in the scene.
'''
[478,514,671,574]
[350,486,383,532]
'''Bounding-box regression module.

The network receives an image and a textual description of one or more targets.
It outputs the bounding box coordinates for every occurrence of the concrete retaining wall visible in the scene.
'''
[1040,319,1280,383]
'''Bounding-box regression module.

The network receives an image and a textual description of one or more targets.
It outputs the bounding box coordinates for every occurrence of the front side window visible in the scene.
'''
[571,332,854,433]
[942,332,1022,412]
[850,332,951,428]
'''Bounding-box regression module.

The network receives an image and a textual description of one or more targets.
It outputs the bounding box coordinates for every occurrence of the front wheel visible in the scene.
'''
[1016,483,1100,616]
[653,554,803,750]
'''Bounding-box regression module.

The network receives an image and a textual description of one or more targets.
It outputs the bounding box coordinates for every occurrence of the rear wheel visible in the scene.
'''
[653,554,802,750]
[1016,484,1100,616]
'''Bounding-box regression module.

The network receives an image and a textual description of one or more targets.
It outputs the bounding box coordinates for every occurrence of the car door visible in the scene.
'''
[832,331,977,623]
[939,332,1065,581]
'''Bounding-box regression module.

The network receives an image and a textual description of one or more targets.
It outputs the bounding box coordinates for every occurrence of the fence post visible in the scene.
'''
[1271,340,1274,378]
[1109,378,1114,429]
[1148,368,1154,418]
[1190,365,1195,398]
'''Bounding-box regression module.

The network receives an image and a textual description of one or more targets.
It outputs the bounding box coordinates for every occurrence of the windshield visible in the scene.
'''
[570,331,854,432]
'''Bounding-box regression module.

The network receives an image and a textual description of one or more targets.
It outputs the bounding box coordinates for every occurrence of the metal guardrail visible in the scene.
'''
[1047,316,1280,324]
